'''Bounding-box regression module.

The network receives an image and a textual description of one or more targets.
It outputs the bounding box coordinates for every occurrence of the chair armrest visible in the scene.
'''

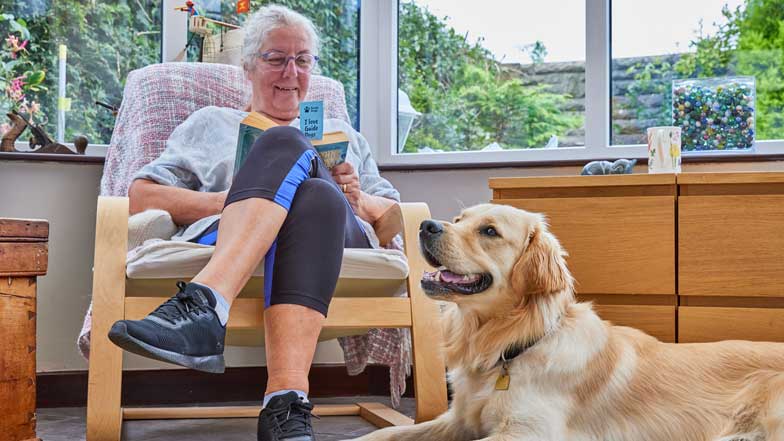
[372,203,404,247]
[372,202,432,252]
[396,202,432,273]
[93,196,130,279]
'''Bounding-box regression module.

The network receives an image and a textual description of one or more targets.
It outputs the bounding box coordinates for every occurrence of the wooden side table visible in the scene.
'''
[0,218,49,441]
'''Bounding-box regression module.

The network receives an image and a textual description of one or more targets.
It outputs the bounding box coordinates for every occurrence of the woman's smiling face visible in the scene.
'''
[247,25,312,122]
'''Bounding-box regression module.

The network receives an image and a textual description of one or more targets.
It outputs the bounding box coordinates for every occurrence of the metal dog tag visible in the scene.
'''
[495,363,510,391]
[495,373,510,391]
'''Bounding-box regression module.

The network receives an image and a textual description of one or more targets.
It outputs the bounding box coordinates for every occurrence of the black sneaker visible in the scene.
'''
[107,281,226,373]
[258,392,317,441]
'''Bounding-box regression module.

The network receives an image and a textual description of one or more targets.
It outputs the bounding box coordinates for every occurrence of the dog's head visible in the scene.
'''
[419,204,572,310]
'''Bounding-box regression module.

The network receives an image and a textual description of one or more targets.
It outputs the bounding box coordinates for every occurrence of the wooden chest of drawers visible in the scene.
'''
[0,218,49,441]
[490,174,677,342]
[490,172,784,344]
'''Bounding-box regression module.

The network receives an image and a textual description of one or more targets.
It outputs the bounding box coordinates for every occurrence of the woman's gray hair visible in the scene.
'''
[241,4,321,72]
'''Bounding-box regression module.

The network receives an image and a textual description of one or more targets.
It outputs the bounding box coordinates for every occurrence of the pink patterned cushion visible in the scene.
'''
[100,62,351,196]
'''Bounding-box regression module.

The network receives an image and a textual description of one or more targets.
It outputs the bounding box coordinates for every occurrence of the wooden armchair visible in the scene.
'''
[87,198,447,440]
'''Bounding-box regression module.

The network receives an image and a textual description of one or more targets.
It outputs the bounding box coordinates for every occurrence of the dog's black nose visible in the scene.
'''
[420,220,444,236]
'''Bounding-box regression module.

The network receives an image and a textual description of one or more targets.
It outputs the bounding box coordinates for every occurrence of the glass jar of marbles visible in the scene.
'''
[672,76,755,153]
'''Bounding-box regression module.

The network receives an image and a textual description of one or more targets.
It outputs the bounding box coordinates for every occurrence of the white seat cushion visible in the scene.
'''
[126,239,409,280]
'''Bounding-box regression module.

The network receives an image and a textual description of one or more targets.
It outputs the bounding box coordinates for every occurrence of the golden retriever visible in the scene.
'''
[348,203,784,441]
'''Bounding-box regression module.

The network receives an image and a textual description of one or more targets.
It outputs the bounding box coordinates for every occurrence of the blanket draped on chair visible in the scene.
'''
[77,62,412,407]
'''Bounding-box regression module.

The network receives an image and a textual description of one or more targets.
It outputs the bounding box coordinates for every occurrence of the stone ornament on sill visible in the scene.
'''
[1,110,87,155]
[580,158,637,175]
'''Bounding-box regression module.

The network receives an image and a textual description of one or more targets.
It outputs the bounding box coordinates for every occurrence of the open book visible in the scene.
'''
[234,112,350,174]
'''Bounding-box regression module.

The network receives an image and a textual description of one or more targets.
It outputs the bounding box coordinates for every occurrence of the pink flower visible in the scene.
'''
[0,123,11,136]
[5,34,18,48]
[5,83,25,103]
[5,34,29,59]
[11,76,26,92]
[6,76,27,103]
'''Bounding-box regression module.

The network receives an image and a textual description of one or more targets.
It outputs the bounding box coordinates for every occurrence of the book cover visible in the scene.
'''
[234,112,350,174]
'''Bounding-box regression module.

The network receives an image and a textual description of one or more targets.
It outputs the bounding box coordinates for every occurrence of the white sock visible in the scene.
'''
[192,282,230,326]
[263,389,308,408]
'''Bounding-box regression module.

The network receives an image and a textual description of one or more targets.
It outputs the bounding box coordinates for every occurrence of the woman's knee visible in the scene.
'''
[249,125,313,157]
[288,178,346,225]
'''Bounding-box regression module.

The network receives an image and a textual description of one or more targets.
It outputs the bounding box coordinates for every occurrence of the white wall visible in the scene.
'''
[3,158,784,372]
[1,160,102,371]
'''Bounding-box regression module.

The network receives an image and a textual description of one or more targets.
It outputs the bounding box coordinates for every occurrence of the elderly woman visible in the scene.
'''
[107,5,398,441]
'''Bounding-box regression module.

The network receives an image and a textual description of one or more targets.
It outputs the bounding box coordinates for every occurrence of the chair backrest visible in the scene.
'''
[100,62,351,196]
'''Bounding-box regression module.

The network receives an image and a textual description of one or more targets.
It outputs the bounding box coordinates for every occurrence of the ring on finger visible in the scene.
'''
[342,183,348,193]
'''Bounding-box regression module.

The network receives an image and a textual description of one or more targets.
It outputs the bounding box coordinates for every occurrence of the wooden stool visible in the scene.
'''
[0,218,49,441]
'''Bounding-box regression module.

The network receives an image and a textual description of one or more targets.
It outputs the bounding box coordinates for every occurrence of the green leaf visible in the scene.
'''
[26,70,45,85]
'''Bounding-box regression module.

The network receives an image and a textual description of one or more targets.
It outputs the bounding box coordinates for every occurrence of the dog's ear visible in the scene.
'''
[511,221,572,297]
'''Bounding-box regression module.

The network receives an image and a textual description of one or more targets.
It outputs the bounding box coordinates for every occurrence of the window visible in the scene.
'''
[611,0,784,151]
[397,0,586,154]
[0,1,162,146]
[183,0,361,128]
[366,0,784,166]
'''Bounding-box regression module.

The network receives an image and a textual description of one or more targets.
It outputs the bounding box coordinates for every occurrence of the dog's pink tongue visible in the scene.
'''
[440,270,480,284]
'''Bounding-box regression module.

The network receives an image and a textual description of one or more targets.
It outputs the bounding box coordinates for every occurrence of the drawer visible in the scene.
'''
[679,306,784,343]
[593,304,675,342]
[496,197,675,295]
[679,195,784,297]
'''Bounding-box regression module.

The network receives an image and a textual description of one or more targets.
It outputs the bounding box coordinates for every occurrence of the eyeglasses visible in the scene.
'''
[258,51,319,73]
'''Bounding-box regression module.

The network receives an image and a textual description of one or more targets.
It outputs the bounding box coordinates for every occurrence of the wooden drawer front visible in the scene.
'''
[593,304,675,342]
[679,306,784,343]
[495,197,675,295]
[0,242,48,276]
[679,195,784,296]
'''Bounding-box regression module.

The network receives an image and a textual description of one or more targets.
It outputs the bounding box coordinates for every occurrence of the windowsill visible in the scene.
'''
[378,152,784,171]
[0,142,107,164]
[0,151,106,163]
[3,143,782,170]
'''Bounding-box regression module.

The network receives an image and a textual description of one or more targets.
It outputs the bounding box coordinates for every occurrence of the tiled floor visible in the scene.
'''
[37,397,415,441]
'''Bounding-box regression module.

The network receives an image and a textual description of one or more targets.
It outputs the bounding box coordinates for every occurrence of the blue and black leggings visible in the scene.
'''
[193,126,371,317]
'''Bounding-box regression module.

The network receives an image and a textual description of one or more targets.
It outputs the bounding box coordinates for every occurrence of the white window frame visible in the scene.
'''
[360,0,784,167]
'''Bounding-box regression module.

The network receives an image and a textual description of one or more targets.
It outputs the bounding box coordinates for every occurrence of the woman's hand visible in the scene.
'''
[330,162,396,227]
[331,162,362,212]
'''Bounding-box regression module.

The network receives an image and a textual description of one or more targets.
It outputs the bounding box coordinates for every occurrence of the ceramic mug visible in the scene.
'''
[647,126,682,174]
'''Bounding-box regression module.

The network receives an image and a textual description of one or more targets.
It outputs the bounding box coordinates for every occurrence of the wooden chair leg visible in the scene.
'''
[87,197,129,441]
[399,203,448,423]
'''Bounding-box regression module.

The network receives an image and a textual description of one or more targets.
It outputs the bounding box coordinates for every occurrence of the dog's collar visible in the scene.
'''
[500,341,534,364]
[497,315,562,367]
